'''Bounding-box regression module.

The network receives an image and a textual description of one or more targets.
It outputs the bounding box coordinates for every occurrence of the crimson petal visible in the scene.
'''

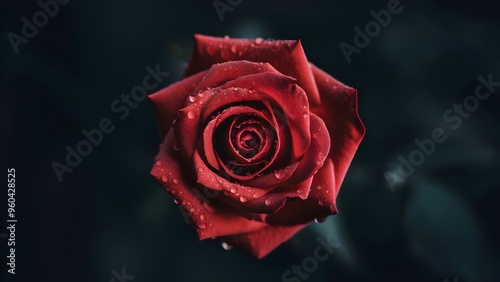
[149,71,206,138]
[310,64,365,190]
[186,34,320,106]
[220,224,307,259]
[264,158,338,226]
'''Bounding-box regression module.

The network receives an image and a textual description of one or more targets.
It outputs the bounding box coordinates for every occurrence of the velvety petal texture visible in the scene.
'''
[148,34,365,259]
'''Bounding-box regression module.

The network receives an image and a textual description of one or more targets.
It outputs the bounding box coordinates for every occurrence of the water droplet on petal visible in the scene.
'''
[224,35,229,40]
[187,110,196,120]
[172,178,180,184]
[240,196,248,203]
[161,176,168,183]
[265,199,272,206]
[189,208,195,213]
[303,112,309,119]
[254,38,263,45]
[200,214,206,220]
[297,188,305,194]
[198,223,207,229]
[155,160,162,166]
[274,170,285,179]
[173,142,180,151]
[318,200,325,206]
[198,92,205,97]
[198,167,204,172]
[230,45,237,53]
[230,187,237,193]
[252,193,259,199]
[314,217,327,223]
[173,198,180,205]
[222,242,233,250]
[312,132,319,139]
[317,185,323,190]
[188,95,196,103]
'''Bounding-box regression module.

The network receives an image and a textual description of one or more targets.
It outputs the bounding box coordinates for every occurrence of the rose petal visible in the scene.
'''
[149,71,206,138]
[185,34,320,106]
[310,63,365,190]
[264,158,338,226]
[279,113,330,186]
[220,223,307,259]
[193,60,280,93]
[151,130,268,239]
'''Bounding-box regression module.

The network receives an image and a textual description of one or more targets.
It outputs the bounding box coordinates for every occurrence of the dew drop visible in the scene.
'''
[173,198,180,205]
[189,208,195,213]
[198,167,204,173]
[314,217,327,223]
[296,188,305,194]
[264,199,272,206]
[312,132,319,140]
[230,45,237,53]
[230,187,237,193]
[302,112,309,119]
[188,95,197,103]
[318,200,325,206]
[239,196,248,203]
[200,214,206,220]
[221,242,233,250]
[172,178,180,184]
[317,185,323,190]
[224,35,229,40]
[187,110,196,120]
[173,142,180,151]
[254,37,263,45]
[274,170,285,179]
[155,160,162,166]
[198,92,205,97]
[252,193,259,199]
[161,176,168,183]
[198,223,207,229]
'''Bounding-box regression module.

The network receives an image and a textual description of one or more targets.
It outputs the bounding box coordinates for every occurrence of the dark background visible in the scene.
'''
[1,0,499,281]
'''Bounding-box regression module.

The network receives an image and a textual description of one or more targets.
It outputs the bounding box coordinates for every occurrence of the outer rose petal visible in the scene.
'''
[151,130,268,240]
[149,71,206,138]
[220,223,307,259]
[185,34,321,106]
[310,63,366,191]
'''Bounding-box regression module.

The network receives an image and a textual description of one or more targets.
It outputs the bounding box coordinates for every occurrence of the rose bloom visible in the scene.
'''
[149,34,365,258]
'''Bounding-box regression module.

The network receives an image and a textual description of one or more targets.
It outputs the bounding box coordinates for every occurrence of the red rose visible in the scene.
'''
[149,34,365,258]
